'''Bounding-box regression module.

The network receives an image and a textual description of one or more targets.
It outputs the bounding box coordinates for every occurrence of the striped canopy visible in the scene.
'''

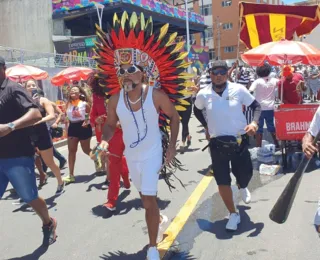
[241,39,320,66]
[240,2,320,49]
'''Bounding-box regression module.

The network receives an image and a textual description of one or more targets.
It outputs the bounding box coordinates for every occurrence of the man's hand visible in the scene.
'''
[95,115,106,125]
[51,123,58,128]
[245,123,257,136]
[82,120,90,127]
[166,143,177,164]
[98,140,110,159]
[0,124,12,137]
[303,140,318,159]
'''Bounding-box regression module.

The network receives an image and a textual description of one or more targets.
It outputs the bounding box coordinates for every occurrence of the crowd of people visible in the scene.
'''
[1,15,320,259]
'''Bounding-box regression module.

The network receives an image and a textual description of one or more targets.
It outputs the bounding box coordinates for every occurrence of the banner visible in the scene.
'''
[53,36,96,66]
[52,0,204,25]
[239,2,320,49]
[185,45,209,74]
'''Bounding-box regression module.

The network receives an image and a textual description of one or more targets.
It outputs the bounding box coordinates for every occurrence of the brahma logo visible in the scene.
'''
[286,121,310,134]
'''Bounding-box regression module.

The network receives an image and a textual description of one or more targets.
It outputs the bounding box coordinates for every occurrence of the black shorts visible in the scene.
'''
[68,121,92,140]
[209,140,253,188]
[31,124,53,151]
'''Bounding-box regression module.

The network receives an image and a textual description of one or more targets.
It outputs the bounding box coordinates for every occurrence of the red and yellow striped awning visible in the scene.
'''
[239,2,320,49]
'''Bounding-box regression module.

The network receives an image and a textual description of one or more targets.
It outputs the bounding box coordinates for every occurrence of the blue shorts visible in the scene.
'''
[0,157,38,203]
[258,110,275,134]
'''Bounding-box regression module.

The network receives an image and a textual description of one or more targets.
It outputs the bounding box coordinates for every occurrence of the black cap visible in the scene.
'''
[0,56,5,66]
[211,60,228,71]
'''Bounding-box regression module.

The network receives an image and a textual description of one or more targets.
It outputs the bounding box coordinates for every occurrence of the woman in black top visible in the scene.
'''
[24,79,65,195]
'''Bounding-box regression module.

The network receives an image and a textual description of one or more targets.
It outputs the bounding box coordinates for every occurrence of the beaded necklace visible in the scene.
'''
[125,85,148,148]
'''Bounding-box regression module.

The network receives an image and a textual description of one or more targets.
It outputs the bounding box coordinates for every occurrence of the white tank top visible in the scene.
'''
[116,86,162,161]
[66,100,87,122]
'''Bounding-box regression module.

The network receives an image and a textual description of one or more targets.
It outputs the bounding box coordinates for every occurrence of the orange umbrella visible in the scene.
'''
[241,39,320,66]
[6,64,48,82]
[51,67,93,86]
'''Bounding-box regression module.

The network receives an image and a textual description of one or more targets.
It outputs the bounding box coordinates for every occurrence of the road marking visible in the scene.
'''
[158,171,213,258]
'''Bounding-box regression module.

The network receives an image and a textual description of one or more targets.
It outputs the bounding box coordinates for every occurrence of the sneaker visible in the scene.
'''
[12,198,26,206]
[157,214,168,243]
[226,213,240,231]
[147,246,160,260]
[63,175,75,184]
[59,159,67,170]
[240,188,251,204]
[101,180,110,190]
[180,141,186,150]
[42,217,57,247]
[103,200,116,211]
[56,182,65,195]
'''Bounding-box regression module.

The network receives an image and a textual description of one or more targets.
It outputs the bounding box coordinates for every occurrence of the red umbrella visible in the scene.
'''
[51,67,93,86]
[241,39,320,66]
[6,64,48,82]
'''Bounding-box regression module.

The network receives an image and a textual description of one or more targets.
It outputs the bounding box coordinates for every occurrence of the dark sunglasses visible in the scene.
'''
[211,69,228,76]
[118,65,141,76]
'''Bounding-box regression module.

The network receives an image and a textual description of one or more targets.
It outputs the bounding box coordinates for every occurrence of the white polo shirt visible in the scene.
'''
[195,82,255,137]
[308,106,320,137]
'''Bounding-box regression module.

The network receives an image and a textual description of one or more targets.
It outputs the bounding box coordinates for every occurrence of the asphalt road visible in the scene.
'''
[1,115,320,260]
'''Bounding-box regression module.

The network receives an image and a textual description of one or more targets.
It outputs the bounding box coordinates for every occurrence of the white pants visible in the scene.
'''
[126,154,162,196]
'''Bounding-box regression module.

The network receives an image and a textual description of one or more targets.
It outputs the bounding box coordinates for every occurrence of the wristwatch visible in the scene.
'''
[7,122,15,131]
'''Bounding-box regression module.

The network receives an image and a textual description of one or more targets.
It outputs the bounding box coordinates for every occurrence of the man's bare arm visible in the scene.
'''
[13,108,42,130]
[102,95,119,142]
[302,132,318,159]
[154,89,180,147]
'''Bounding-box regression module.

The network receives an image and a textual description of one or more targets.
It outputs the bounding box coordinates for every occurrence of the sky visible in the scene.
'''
[283,0,305,3]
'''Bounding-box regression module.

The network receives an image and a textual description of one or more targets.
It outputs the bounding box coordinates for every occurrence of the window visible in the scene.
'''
[204,27,213,39]
[209,49,215,60]
[221,0,232,7]
[200,4,212,16]
[224,46,235,53]
[222,23,233,30]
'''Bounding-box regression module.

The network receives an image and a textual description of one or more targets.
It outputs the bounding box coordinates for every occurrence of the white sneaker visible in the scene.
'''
[314,206,320,226]
[226,213,241,231]
[240,188,251,204]
[147,246,160,260]
[157,214,168,243]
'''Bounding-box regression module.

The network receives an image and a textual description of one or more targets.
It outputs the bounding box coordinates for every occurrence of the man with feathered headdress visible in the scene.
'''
[95,12,193,259]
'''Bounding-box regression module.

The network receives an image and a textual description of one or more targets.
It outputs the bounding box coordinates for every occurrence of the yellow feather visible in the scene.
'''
[129,12,138,28]
[146,16,153,34]
[158,24,169,41]
[113,13,119,26]
[182,81,195,87]
[177,52,189,60]
[171,42,184,53]
[165,32,178,46]
[177,61,193,69]
[175,105,187,111]
[177,99,190,105]
[140,13,145,30]
[178,73,194,79]
[121,11,128,30]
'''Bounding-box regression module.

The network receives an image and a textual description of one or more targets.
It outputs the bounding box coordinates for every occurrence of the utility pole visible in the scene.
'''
[217,16,221,60]
[185,0,192,73]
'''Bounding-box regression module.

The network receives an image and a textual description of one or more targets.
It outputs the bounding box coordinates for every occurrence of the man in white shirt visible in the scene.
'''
[302,107,320,232]
[194,60,261,231]
[249,63,279,147]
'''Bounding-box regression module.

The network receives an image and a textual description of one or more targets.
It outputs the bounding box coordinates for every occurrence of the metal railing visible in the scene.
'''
[0,46,96,68]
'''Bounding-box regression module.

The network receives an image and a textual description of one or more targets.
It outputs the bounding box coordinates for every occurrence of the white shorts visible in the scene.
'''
[126,155,162,196]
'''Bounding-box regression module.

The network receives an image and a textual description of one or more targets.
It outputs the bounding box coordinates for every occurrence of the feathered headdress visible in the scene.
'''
[94,11,193,190]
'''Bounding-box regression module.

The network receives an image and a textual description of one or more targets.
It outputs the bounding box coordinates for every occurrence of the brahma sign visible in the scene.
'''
[275,104,319,141]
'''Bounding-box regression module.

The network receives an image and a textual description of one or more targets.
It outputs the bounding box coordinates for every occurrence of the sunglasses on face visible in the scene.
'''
[118,65,141,76]
[211,69,228,76]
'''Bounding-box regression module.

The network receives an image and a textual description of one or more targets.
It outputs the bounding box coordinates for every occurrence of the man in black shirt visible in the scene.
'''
[0,57,57,247]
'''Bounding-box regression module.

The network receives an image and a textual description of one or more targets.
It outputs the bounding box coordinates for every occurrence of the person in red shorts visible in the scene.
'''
[278,66,304,104]
[88,73,130,210]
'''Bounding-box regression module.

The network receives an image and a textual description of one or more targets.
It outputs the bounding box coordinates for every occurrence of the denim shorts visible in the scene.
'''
[0,157,38,203]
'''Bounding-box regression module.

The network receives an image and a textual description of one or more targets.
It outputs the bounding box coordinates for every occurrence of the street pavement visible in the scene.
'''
[1,115,320,260]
